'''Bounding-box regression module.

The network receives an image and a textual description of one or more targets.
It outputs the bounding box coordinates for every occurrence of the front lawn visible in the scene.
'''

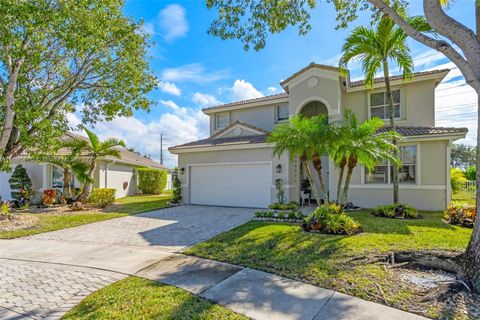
[186,211,474,319]
[62,277,247,320]
[0,194,171,239]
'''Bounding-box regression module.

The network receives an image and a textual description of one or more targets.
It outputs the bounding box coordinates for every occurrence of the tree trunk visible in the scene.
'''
[341,156,357,205]
[302,157,321,205]
[312,153,329,203]
[63,169,72,200]
[76,160,96,202]
[336,157,347,204]
[383,60,400,204]
[462,94,480,293]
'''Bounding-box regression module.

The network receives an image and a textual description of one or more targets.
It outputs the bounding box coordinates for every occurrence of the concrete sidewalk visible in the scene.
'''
[137,254,428,320]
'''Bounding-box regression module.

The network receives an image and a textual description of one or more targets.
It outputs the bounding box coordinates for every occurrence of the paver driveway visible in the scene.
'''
[0,205,254,319]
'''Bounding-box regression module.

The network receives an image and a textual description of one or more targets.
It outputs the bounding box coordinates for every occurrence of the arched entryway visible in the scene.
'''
[297,99,330,205]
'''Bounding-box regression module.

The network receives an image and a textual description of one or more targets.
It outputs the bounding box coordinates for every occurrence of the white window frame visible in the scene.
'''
[275,105,289,123]
[215,112,229,130]
[368,89,402,121]
[363,144,420,185]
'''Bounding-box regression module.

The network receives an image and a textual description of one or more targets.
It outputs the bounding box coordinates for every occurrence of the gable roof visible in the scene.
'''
[211,121,269,139]
[279,63,342,88]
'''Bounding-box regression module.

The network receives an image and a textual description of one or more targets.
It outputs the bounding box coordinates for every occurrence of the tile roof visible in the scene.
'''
[169,134,270,151]
[349,69,450,87]
[169,125,467,152]
[378,126,468,136]
[279,63,342,86]
[203,93,288,112]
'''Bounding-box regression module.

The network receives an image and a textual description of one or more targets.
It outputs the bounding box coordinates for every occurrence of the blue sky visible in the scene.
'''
[68,0,477,167]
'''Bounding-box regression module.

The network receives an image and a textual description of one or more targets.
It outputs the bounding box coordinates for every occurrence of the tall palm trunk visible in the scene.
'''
[383,59,399,204]
[312,153,329,203]
[77,159,96,202]
[341,156,357,205]
[62,169,72,199]
[301,156,321,205]
[336,156,347,204]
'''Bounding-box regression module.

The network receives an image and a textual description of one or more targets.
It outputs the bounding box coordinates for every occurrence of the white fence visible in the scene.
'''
[452,180,476,201]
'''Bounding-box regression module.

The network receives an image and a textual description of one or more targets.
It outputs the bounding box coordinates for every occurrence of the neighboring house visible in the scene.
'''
[0,133,172,201]
[169,63,467,211]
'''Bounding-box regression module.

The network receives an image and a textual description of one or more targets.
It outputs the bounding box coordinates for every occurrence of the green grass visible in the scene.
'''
[186,210,472,319]
[0,194,171,239]
[62,277,247,320]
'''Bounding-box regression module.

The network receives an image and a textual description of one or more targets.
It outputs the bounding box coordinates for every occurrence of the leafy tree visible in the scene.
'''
[465,165,477,181]
[171,174,183,203]
[451,144,477,169]
[75,128,125,202]
[451,168,467,192]
[0,0,156,171]
[331,110,400,204]
[8,164,32,204]
[339,15,429,204]
[205,0,480,293]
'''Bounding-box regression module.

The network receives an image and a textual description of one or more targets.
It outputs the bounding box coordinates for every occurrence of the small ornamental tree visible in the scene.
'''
[171,175,182,203]
[8,165,32,204]
[137,168,167,195]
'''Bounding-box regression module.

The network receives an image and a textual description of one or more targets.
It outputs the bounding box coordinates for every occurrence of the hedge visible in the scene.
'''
[138,168,167,194]
[87,188,116,208]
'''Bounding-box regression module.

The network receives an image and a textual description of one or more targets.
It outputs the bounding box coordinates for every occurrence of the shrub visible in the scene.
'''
[372,204,421,219]
[443,204,476,228]
[171,175,182,203]
[268,201,299,210]
[1,202,12,221]
[465,165,476,181]
[303,205,361,235]
[8,165,33,204]
[87,188,116,208]
[277,211,286,219]
[42,189,57,206]
[451,168,467,192]
[138,168,167,194]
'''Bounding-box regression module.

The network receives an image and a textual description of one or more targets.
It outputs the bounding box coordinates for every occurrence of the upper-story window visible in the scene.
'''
[365,145,417,184]
[370,89,401,120]
[215,112,229,130]
[276,105,289,122]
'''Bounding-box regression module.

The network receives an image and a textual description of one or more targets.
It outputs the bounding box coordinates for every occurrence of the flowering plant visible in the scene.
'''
[42,189,57,206]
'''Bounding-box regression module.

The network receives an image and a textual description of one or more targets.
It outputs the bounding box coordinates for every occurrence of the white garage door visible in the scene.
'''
[190,163,272,208]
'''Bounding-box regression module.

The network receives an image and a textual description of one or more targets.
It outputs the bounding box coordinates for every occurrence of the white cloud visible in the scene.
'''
[159,4,188,41]
[192,92,222,107]
[230,79,263,101]
[158,81,181,96]
[78,104,209,168]
[266,86,281,95]
[161,63,229,83]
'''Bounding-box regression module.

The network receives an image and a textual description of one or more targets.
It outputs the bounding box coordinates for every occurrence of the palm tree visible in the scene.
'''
[76,128,126,202]
[331,110,401,205]
[339,14,430,204]
[268,115,321,204]
[269,115,335,205]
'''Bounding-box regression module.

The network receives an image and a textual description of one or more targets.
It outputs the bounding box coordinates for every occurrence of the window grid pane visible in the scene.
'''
[370,90,401,120]
[277,106,289,121]
[366,145,417,184]
[216,114,229,129]
[365,165,388,184]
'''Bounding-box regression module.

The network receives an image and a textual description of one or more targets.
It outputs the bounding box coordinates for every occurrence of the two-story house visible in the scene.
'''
[169,63,467,210]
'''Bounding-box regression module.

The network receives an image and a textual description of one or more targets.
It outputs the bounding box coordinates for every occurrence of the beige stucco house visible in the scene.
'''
[169,63,467,210]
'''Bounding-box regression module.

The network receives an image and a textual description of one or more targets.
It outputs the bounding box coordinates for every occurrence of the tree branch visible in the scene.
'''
[366,0,480,94]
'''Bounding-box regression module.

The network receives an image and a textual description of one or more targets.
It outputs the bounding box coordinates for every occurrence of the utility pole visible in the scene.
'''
[160,133,163,165]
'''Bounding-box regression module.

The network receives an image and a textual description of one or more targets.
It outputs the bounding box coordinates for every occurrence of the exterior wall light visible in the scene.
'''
[179,167,185,175]
[276,164,282,173]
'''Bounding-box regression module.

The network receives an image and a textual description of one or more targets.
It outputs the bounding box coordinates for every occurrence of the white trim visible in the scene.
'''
[350,184,446,190]
[285,68,340,89]
[171,143,275,154]
[295,96,334,115]
[401,134,466,142]
[203,97,289,114]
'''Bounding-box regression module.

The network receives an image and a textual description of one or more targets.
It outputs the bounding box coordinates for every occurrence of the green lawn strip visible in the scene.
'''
[186,211,472,319]
[0,194,171,239]
[62,276,248,320]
